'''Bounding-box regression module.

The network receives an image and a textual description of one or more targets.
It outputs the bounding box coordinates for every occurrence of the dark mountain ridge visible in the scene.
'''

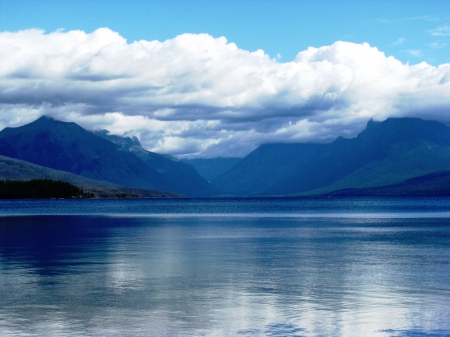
[212,117,450,196]
[0,116,213,196]
[2,116,450,197]
[94,129,213,196]
[274,118,450,194]
[0,154,176,198]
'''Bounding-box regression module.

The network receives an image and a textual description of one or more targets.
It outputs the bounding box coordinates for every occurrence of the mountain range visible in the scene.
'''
[0,116,212,197]
[211,117,450,196]
[1,115,450,197]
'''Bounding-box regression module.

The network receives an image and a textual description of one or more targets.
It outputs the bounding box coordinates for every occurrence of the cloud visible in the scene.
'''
[392,37,405,46]
[1,28,450,158]
[429,42,446,48]
[429,25,450,36]
[406,49,423,57]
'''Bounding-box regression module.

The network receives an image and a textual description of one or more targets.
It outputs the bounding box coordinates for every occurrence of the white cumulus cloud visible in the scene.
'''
[1,28,450,158]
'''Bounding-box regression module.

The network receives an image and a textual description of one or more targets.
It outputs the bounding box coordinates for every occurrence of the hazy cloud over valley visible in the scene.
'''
[1,28,450,157]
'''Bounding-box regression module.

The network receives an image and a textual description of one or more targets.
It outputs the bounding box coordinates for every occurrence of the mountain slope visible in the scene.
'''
[212,117,450,196]
[0,155,175,197]
[93,130,214,196]
[0,116,204,195]
[212,143,327,195]
[272,118,450,195]
[312,142,450,194]
[183,157,243,182]
[324,171,450,196]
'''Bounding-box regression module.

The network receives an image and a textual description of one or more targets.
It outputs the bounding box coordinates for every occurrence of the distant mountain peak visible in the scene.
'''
[93,129,144,151]
[365,118,378,127]
[35,115,58,123]
[361,117,449,138]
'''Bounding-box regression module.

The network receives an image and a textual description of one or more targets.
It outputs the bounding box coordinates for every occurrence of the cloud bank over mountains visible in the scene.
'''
[1,28,450,157]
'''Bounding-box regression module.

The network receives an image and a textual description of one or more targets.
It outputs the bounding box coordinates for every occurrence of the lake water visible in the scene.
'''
[0,197,450,337]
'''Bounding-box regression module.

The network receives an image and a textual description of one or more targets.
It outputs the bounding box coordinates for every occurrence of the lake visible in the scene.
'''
[0,197,450,336]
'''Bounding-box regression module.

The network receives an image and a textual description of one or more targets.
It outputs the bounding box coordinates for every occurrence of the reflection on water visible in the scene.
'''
[0,199,450,336]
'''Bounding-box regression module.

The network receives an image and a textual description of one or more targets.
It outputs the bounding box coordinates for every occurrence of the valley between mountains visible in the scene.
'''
[1,115,450,197]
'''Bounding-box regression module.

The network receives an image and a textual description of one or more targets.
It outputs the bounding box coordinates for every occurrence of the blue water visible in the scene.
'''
[0,197,450,336]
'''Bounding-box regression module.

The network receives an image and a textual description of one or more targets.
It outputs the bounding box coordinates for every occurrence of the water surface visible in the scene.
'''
[0,197,449,336]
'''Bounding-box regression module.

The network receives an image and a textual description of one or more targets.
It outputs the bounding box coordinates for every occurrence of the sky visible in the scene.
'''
[1,0,450,158]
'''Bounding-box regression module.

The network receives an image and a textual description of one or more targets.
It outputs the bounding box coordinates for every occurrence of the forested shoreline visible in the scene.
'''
[0,179,94,199]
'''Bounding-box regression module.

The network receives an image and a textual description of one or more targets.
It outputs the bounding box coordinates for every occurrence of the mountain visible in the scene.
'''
[278,118,450,195]
[3,116,450,197]
[212,117,450,196]
[0,116,212,196]
[183,157,243,182]
[324,171,450,196]
[212,143,327,195]
[94,130,214,196]
[0,155,176,197]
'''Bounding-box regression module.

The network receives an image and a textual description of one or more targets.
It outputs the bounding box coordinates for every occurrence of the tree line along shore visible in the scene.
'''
[0,179,94,199]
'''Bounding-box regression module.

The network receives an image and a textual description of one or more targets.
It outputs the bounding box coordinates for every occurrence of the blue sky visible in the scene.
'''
[1,0,449,65]
[1,0,450,158]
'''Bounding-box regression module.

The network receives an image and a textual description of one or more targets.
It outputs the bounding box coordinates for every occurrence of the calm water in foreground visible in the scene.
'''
[0,197,450,337]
